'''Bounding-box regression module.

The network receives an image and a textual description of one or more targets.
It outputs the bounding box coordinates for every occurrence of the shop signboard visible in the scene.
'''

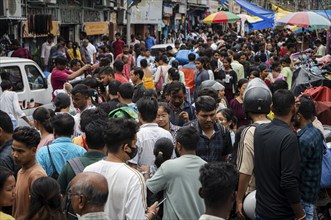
[130,0,163,24]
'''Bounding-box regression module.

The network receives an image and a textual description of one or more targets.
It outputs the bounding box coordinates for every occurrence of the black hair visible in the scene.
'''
[140,59,148,68]
[0,110,13,133]
[137,98,158,122]
[53,93,71,112]
[281,56,291,65]
[271,61,281,71]
[297,96,315,120]
[104,118,138,153]
[133,68,144,80]
[217,108,236,130]
[161,55,168,63]
[198,88,219,102]
[237,78,248,89]
[176,126,200,151]
[54,56,67,66]
[199,162,238,207]
[260,53,267,62]
[71,84,90,96]
[0,166,14,191]
[223,56,231,64]
[272,89,295,116]
[258,64,268,72]
[233,53,241,61]
[51,113,75,137]
[113,60,124,72]
[154,138,174,168]
[12,126,41,149]
[85,120,107,149]
[167,81,186,95]
[118,83,134,100]
[188,53,196,62]
[270,79,288,94]
[143,89,158,100]
[70,59,82,68]
[99,66,114,77]
[158,102,171,114]
[32,107,55,133]
[0,80,12,91]
[171,60,179,69]
[108,80,122,96]
[195,57,205,65]
[83,77,99,89]
[26,177,64,220]
[80,109,107,133]
[168,68,180,81]
[195,96,216,113]
[99,58,112,67]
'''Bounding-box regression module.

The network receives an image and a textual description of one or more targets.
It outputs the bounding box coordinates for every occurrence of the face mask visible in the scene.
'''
[126,144,138,159]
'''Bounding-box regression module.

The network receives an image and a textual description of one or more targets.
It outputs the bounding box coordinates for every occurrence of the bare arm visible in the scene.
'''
[67,65,90,80]
[236,173,251,219]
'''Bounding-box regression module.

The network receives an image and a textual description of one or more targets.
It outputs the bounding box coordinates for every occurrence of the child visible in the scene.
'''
[281,56,293,90]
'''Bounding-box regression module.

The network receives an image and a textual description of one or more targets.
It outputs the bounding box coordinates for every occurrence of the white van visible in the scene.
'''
[0,57,53,126]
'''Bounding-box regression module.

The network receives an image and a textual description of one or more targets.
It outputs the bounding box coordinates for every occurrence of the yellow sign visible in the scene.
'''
[23,21,60,38]
[84,22,109,36]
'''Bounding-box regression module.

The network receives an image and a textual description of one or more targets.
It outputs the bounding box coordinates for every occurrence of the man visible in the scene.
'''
[58,119,107,194]
[194,58,210,99]
[146,126,206,220]
[36,113,86,177]
[113,60,129,83]
[112,32,125,59]
[84,118,158,220]
[231,53,245,80]
[181,53,197,95]
[167,82,195,126]
[117,83,137,112]
[86,39,97,64]
[130,98,173,167]
[71,84,95,137]
[199,162,239,220]
[315,39,326,57]
[10,39,32,59]
[144,32,156,49]
[0,111,20,176]
[130,68,146,103]
[137,48,154,67]
[69,172,109,220]
[130,34,140,48]
[108,80,122,112]
[12,127,47,220]
[254,89,306,220]
[80,39,92,65]
[41,34,55,70]
[186,96,232,162]
[235,78,272,219]
[50,57,90,98]
[294,96,324,220]
[115,44,135,72]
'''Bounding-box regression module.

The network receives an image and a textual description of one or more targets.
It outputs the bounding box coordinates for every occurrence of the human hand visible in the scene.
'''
[236,202,246,220]
[83,64,91,70]
[179,111,189,123]
[147,201,159,218]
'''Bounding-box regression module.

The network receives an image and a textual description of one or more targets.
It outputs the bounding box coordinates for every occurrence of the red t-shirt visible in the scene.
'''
[51,68,71,98]
[115,73,129,83]
[113,40,125,58]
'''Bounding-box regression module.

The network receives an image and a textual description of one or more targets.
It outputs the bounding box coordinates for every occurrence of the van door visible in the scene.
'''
[0,64,30,122]
[24,64,53,115]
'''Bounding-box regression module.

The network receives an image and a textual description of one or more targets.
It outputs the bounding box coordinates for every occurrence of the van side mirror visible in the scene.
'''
[43,78,48,89]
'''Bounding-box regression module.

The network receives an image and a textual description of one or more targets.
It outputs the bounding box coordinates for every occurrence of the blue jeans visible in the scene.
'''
[301,200,315,220]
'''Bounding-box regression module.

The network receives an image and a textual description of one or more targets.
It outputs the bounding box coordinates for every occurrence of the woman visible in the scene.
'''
[216,57,238,103]
[26,177,66,220]
[0,167,16,220]
[229,78,249,128]
[53,93,72,114]
[216,108,237,145]
[259,64,272,87]
[156,102,180,146]
[67,41,82,61]
[140,59,155,90]
[154,55,170,93]
[33,107,55,151]
[270,62,284,83]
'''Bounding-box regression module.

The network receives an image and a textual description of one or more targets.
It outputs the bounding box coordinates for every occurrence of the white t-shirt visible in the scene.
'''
[130,123,174,166]
[0,90,25,120]
[84,160,147,220]
[86,43,97,64]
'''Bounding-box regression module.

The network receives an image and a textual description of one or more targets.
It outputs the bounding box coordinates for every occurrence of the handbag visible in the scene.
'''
[47,144,59,180]
[320,141,331,188]
[155,66,164,93]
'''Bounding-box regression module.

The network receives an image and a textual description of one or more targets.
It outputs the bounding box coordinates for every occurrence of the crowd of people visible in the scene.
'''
[0,26,329,220]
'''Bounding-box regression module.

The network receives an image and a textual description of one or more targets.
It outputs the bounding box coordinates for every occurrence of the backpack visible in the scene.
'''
[67,157,85,175]
[108,106,138,121]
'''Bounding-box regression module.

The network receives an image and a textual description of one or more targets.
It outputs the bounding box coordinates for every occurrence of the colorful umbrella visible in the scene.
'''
[276,11,331,29]
[238,14,263,23]
[203,11,240,24]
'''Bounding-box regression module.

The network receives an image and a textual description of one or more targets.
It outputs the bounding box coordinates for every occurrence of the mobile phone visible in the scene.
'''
[157,198,167,207]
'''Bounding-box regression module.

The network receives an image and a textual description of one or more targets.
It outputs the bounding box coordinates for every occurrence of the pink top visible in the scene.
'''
[37,133,54,151]
[51,68,71,98]
[273,73,285,82]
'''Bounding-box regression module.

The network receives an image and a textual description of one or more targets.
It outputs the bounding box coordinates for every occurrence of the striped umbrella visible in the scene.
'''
[203,11,240,24]
[276,11,331,29]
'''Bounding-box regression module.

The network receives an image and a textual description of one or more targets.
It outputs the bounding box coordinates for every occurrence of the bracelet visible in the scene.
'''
[296,214,306,220]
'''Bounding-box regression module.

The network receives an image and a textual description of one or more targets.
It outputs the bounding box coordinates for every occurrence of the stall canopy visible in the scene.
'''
[234,0,274,29]
[312,10,331,20]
